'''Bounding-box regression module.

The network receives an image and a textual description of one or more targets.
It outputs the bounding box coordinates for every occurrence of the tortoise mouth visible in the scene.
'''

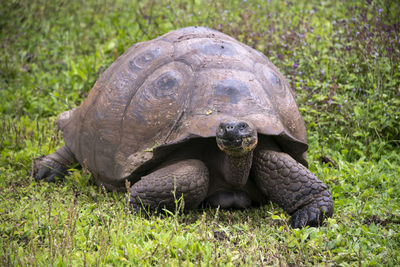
[216,136,258,156]
[216,121,258,156]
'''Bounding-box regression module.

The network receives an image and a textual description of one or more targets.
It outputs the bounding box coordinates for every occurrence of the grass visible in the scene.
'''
[1,0,399,265]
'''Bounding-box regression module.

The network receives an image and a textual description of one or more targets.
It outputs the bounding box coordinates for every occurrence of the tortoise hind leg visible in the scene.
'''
[252,150,333,228]
[31,146,77,182]
[129,159,209,214]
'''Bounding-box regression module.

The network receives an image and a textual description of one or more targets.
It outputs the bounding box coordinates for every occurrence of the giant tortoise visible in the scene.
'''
[32,27,333,228]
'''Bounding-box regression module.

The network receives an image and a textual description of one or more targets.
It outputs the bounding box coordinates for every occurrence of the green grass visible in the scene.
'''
[1,0,399,265]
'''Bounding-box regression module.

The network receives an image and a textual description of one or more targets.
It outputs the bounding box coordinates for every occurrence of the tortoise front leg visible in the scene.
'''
[253,150,333,228]
[129,159,209,214]
[32,146,77,182]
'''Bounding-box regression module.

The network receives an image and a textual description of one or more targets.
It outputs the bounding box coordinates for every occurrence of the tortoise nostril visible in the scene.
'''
[218,122,252,138]
[219,123,236,133]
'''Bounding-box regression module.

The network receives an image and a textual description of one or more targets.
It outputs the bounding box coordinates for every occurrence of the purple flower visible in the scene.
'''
[379,8,383,12]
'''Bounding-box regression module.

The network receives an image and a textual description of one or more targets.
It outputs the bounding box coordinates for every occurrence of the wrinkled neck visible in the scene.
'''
[223,151,253,187]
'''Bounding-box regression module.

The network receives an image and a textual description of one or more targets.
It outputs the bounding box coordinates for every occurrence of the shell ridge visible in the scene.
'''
[161,43,196,144]
[169,33,238,44]
[162,109,185,144]
[71,79,107,165]
[195,66,257,74]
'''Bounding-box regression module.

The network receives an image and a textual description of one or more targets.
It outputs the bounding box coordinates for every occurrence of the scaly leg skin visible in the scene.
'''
[129,159,209,215]
[31,146,77,182]
[253,150,333,228]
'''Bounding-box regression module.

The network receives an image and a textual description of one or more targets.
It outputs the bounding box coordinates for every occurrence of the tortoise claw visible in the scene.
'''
[290,209,309,228]
[289,201,332,228]
[31,156,68,182]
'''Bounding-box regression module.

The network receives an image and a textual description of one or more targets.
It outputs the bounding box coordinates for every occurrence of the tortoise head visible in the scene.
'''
[216,119,258,156]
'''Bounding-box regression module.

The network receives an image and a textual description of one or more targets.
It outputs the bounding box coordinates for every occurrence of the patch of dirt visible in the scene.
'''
[213,230,230,241]
[363,215,400,227]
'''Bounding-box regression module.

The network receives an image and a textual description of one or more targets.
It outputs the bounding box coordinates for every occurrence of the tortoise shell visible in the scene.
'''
[58,27,307,189]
